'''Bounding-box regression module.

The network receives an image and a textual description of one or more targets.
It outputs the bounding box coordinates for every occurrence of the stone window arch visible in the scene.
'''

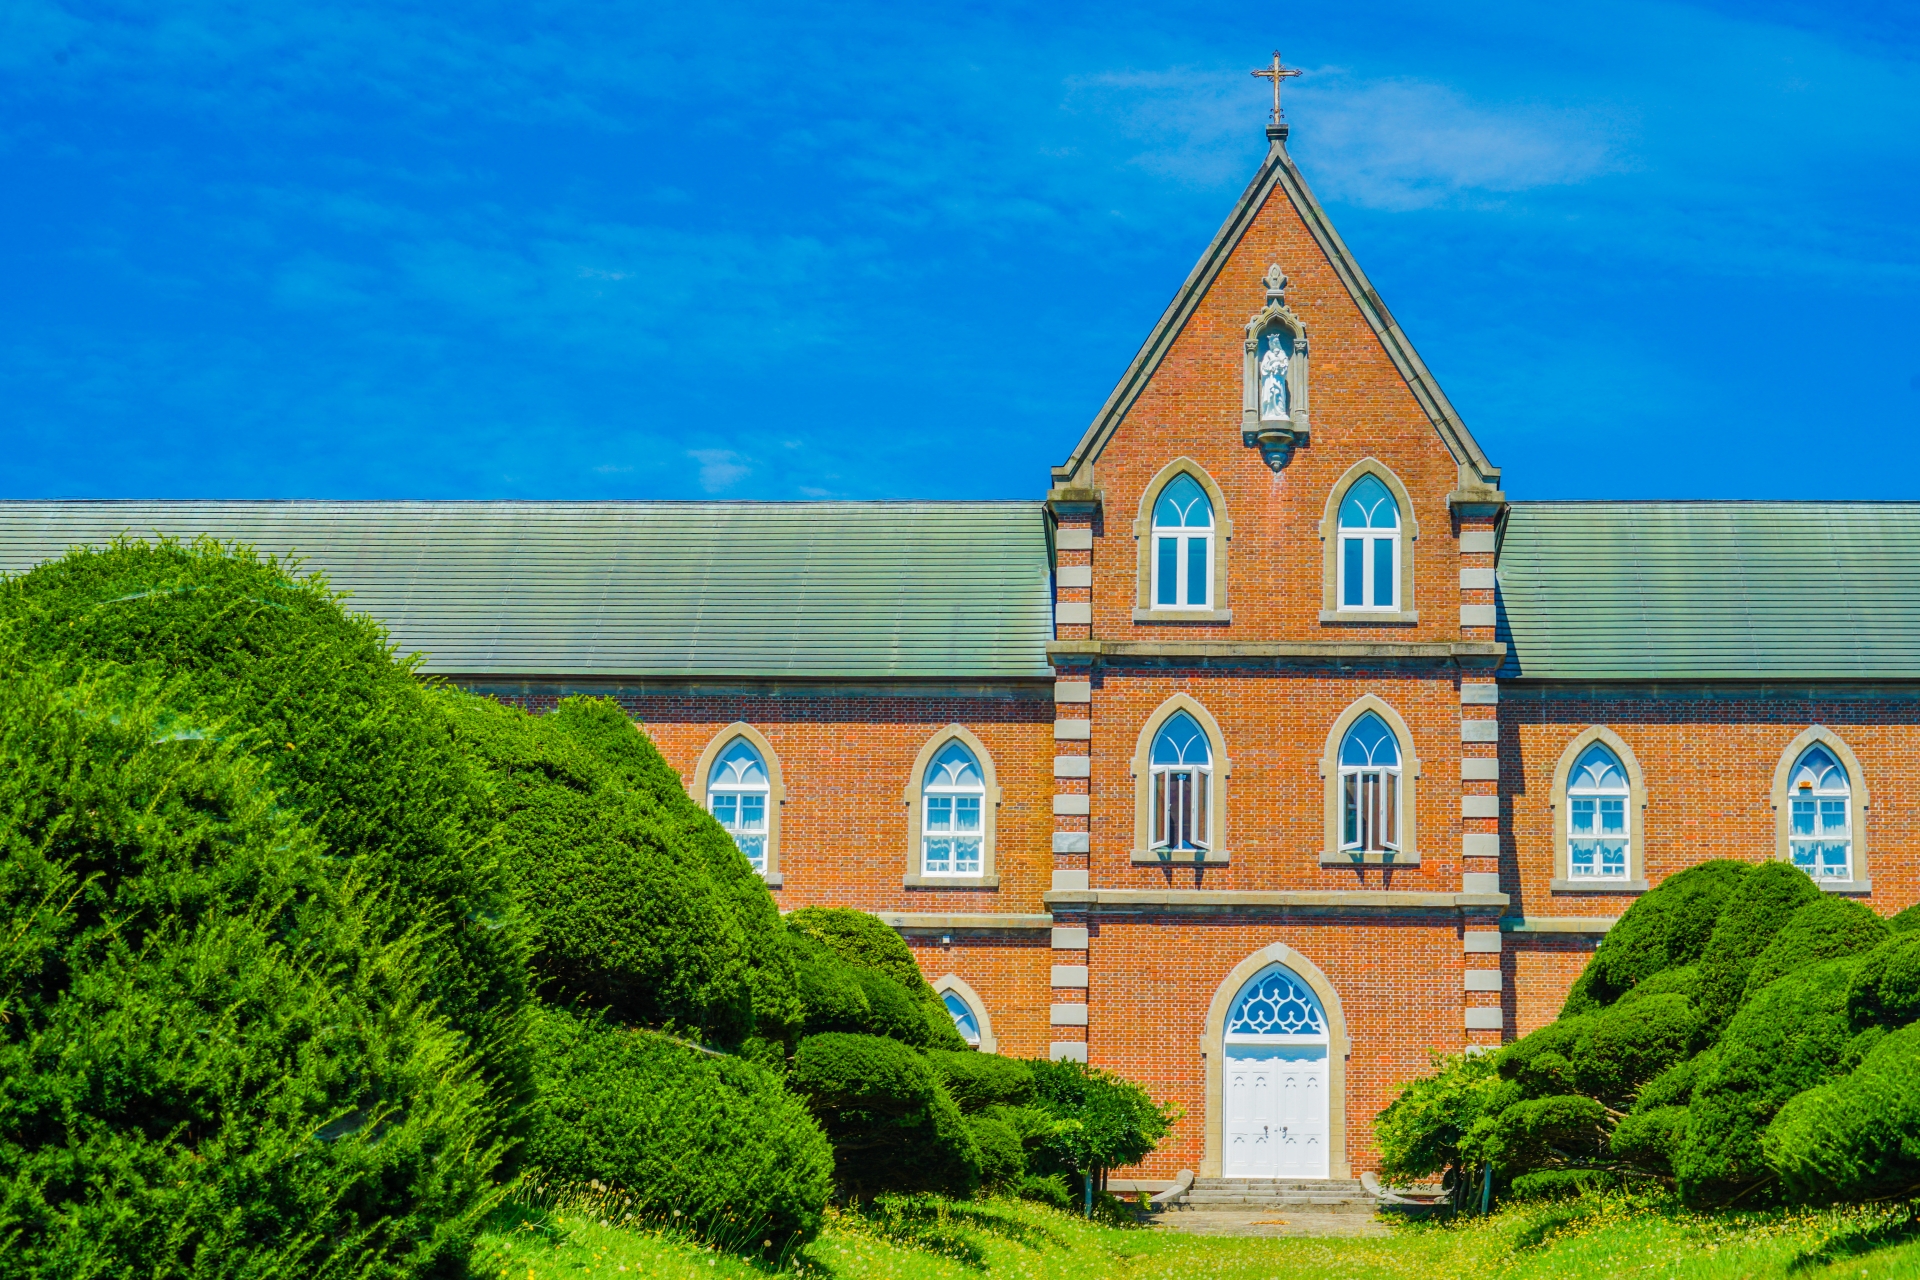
[692,723,786,885]
[931,973,998,1053]
[1201,943,1350,1180]
[1549,726,1648,892]
[1130,694,1231,864]
[1771,727,1871,894]
[1319,459,1419,624]
[1133,458,1233,623]
[902,725,1001,888]
[1319,695,1420,865]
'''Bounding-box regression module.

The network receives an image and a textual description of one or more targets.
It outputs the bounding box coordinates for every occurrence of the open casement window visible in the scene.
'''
[1151,473,1215,609]
[922,741,986,876]
[1337,474,1400,612]
[942,991,982,1047]
[1151,711,1212,852]
[1339,712,1401,854]
[1566,743,1629,880]
[707,739,770,872]
[1788,745,1853,881]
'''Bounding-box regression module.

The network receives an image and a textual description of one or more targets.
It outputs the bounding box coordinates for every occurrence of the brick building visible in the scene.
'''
[8,118,1920,1184]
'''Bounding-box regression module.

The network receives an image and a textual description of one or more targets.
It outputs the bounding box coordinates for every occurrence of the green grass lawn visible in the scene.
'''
[470,1187,1920,1280]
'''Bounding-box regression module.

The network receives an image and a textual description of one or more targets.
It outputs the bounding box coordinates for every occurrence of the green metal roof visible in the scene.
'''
[1497,502,1920,681]
[0,501,1056,680]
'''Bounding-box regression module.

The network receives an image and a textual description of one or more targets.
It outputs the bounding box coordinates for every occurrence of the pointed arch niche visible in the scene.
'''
[1132,458,1234,624]
[1771,726,1872,895]
[1131,693,1232,864]
[1201,943,1350,1179]
[931,973,998,1054]
[902,724,1002,889]
[1318,458,1419,625]
[691,722,787,886]
[1549,726,1649,892]
[1319,694,1421,865]
[1240,262,1311,472]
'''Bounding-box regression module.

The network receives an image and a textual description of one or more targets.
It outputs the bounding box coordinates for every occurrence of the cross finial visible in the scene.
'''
[1251,51,1303,126]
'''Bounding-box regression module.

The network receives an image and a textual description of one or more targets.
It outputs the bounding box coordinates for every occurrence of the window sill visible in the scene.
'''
[761,872,784,889]
[1321,850,1420,866]
[903,873,1000,889]
[1131,848,1231,866]
[1551,878,1649,893]
[1816,878,1873,895]
[1319,609,1419,625]
[1132,607,1233,624]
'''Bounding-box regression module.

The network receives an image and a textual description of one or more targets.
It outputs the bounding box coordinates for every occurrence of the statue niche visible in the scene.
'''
[1242,263,1309,471]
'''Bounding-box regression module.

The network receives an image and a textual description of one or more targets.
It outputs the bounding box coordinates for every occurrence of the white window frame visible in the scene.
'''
[1150,713,1212,853]
[1788,746,1852,881]
[1336,479,1401,614]
[1566,744,1630,880]
[1338,714,1401,854]
[921,742,985,878]
[706,739,770,873]
[1151,480,1215,611]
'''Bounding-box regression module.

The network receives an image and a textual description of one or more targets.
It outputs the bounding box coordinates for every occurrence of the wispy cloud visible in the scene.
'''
[688,449,749,493]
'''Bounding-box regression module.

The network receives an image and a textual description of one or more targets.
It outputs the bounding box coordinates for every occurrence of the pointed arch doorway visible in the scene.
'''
[1204,945,1349,1179]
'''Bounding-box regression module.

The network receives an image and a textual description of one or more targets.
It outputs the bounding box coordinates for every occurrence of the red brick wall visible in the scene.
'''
[906,932,1058,1060]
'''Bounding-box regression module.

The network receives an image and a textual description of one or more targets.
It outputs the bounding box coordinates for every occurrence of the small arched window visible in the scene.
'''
[1789,745,1852,880]
[922,741,985,876]
[1225,963,1329,1040]
[1566,743,1629,879]
[707,738,770,872]
[1339,712,1401,853]
[1152,473,1214,610]
[1337,474,1400,611]
[942,991,982,1047]
[1151,711,1212,852]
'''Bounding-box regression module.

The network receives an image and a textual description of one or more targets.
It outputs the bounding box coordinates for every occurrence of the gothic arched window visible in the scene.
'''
[1152,473,1215,610]
[1566,743,1629,879]
[1339,711,1401,853]
[1225,963,1328,1041]
[1338,474,1401,611]
[942,991,982,1047]
[922,740,985,876]
[1151,711,1213,852]
[1788,744,1852,881]
[707,738,770,872]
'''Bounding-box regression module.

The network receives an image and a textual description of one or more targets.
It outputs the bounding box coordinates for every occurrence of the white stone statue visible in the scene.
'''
[1259,332,1290,420]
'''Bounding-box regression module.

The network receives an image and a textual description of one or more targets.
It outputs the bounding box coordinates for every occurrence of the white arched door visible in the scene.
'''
[1222,963,1330,1179]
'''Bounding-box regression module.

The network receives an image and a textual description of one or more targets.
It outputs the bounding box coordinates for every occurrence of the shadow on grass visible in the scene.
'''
[1787,1203,1920,1273]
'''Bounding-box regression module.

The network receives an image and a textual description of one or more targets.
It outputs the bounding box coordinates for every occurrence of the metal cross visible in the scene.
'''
[1251,51,1302,124]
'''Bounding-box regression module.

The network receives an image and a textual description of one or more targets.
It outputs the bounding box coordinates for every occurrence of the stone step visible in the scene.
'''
[1169,1199,1378,1215]
[1169,1178,1378,1215]
[1190,1179,1365,1192]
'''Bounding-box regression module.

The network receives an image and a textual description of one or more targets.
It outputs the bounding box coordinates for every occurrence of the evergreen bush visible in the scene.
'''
[0,664,499,1276]
[1560,860,1748,1016]
[1695,861,1823,1033]
[1845,932,1920,1030]
[1764,1022,1920,1202]
[786,931,946,1046]
[0,538,531,1111]
[964,1113,1027,1190]
[788,1032,981,1200]
[1025,1057,1176,1184]
[522,1004,834,1254]
[786,906,967,1050]
[1741,896,1888,1004]
[926,1049,1035,1112]
[1375,1050,1506,1183]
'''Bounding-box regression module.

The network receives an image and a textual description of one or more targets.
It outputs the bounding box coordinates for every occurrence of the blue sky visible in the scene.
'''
[4,2,1916,501]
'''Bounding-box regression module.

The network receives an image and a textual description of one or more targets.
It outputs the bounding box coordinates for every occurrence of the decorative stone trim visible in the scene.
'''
[1499,916,1617,934]
[931,973,998,1053]
[1051,926,1090,949]
[1464,1008,1504,1031]
[1051,964,1089,987]
[1459,567,1496,590]
[1054,756,1091,778]
[1817,879,1874,895]
[1460,682,1499,705]
[1050,1003,1090,1027]
[1043,888,1510,914]
[1046,639,1505,667]
[1056,602,1093,626]
[1056,527,1093,551]
[1548,725,1649,887]
[691,722,786,884]
[1462,833,1499,858]
[1132,457,1234,619]
[902,724,1002,888]
[1051,832,1089,854]
[1460,529,1497,554]
[872,912,1053,931]
[1462,758,1500,781]
[1319,458,1419,622]
[1053,794,1091,816]
[1462,719,1499,743]
[1049,1042,1089,1063]
[1055,681,1092,703]
[1460,605,1497,627]
[1320,694,1421,865]
[1050,869,1089,892]
[1550,878,1647,893]
[1201,943,1351,1179]
[1463,930,1502,953]
[1770,726,1871,888]
[1056,565,1093,588]
[1462,795,1499,819]
[1462,872,1501,895]
[1130,693,1232,863]
[1055,718,1092,740]
[1464,970,1502,992]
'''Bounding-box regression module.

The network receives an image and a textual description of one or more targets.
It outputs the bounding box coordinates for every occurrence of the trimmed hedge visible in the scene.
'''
[523,1005,834,1254]
[0,538,531,1110]
[1845,932,1920,1031]
[1560,860,1748,1016]
[1696,861,1822,1033]
[1764,1022,1920,1202]
[787,931,944,1046]
[0,663,498,1276]
[965,1113,1027,1190]
[788,1033,981,1199]
[787,906,967,1050]
[1741,896,1888,1004]
[927,1049,1035,1112]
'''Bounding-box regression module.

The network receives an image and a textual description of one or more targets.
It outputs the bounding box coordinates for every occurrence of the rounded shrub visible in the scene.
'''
[0,663,499,1276]
[1764,1022,1920,1202]
[965,1113,1027,1190]
[1695,861,1823,1033]
[927,1049,1036,1112]
[786,931,945,1046]
[0,539,531,1110]
[1610,1105,1690,1171]
[1560,860,1748,1016]
[788,1032,981,1200]
[1845,932,1920,1031]
[1026,1057,1176,1181]
[1676,955,1863,1203]
[1568,991,1702,1109]
[523,1004,834,1254]
[787,906,967,1050]
[1474,1095,1610,1171]
[1741,895,1889,1004]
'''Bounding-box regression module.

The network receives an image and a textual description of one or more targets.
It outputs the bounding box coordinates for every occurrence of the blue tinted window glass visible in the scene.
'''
[1343,537,1363,606]
[1157,536,1177,605]
[1152,712,1210,765]
[1338,474,1398,529]
[1187,536,1207,605]
[1373,537,1394,607]
[1339,712,1399,767]
[1153,474,1212,528]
